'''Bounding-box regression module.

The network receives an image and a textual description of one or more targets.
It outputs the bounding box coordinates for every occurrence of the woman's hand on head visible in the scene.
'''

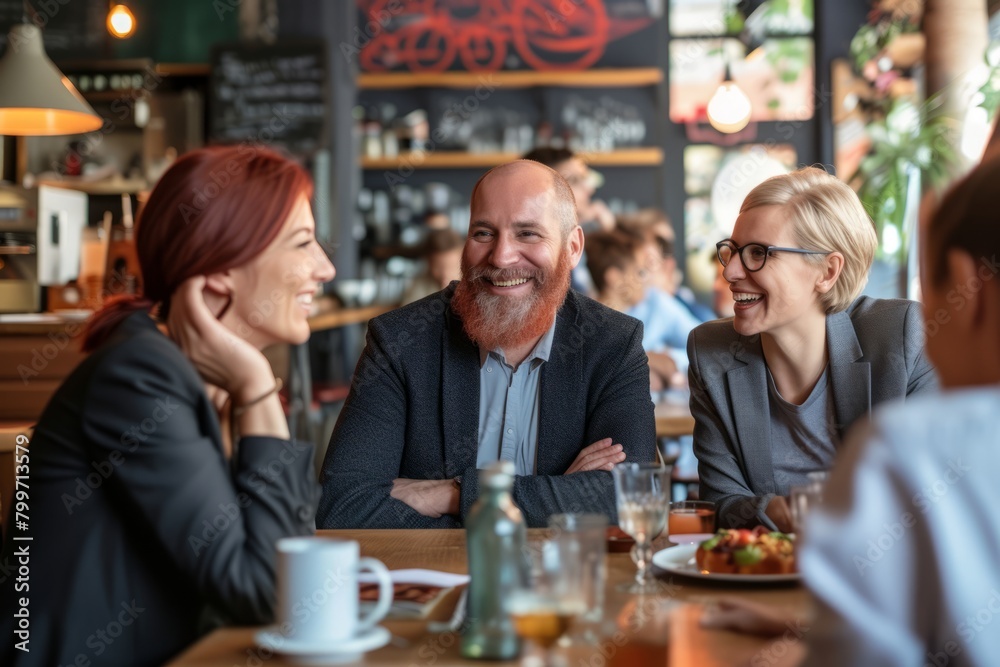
[168,275,276,402]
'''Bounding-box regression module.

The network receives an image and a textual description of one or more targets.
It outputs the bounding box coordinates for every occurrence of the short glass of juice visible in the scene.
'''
[667,500,716,545]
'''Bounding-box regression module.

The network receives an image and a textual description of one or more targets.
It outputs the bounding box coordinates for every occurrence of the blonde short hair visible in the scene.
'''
[740,166,878,313]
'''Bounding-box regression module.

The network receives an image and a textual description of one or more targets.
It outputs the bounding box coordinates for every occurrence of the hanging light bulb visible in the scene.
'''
[706,64,752,134]
[107,3,136,39]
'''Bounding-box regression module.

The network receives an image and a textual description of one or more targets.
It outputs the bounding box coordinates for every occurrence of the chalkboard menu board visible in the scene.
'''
[0,0,106,60]
[209,40,328,156]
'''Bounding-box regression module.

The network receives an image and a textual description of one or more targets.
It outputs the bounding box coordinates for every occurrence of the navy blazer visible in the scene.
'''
[687,296,938,528]
[317,284,657,528]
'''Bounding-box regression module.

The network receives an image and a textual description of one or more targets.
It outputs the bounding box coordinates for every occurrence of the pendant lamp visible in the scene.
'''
[0,23,103,136]
[706,63,752,134]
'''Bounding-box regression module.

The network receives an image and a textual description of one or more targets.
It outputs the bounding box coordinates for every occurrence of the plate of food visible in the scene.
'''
[651,527,799,583]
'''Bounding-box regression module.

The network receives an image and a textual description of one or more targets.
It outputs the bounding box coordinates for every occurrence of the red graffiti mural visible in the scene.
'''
[358,0,651,72]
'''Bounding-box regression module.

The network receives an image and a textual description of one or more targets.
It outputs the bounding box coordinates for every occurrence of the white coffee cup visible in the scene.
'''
[275,537,393,644]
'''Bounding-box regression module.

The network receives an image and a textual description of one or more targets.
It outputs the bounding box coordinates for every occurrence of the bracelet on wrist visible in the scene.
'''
[232,378,283,417]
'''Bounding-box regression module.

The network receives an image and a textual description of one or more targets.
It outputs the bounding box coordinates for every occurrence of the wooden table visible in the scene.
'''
[307,304,395,332]
[654,397,695,438]
[167,529,809,667]
[286,304,396,443]
[0,314,89,421]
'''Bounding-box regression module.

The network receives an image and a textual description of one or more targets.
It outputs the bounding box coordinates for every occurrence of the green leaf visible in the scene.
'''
[979,40,1000,123]
[734,545,763,566]
[700,535,722,551]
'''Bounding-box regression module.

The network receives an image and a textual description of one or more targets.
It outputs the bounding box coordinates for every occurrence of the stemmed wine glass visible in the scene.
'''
[506,539,586,666]
[612,462,671,594]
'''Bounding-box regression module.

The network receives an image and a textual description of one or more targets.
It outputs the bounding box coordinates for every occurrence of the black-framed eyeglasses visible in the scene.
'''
[716,240,831,273]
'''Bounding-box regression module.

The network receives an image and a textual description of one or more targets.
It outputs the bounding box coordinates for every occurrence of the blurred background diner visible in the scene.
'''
[0,0,998,664]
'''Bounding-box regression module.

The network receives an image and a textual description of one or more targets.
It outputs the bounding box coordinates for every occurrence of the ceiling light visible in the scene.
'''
[706,65,753,134]
[0,24,102,136]
[107,4,136,39]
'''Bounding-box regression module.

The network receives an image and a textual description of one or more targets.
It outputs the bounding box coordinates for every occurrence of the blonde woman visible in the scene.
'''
[688,167,937,531]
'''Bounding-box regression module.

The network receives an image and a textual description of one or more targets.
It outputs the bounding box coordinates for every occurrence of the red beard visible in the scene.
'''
[452,252,572,352]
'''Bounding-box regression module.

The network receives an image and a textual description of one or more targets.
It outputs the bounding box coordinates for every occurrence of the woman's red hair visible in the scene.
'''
[83,145,313,352]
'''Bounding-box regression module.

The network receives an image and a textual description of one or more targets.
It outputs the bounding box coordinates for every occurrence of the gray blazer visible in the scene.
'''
[317,284,656,529]
[687,296,938,528]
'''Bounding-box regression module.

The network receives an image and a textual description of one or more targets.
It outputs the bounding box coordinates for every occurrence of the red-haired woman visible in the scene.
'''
[0,146,335,666]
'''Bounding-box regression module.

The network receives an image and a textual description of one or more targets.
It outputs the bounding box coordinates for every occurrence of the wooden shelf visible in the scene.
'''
[358,67,663,90]
[154,63,211,77]
[36,178,149,195]
[360,147,663,170]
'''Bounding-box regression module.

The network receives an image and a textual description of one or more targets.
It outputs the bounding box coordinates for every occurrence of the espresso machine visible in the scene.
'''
[0,185,88,313]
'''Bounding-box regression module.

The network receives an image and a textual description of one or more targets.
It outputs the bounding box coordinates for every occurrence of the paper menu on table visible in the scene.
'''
[357,569,469,587]
[358,569,469,620]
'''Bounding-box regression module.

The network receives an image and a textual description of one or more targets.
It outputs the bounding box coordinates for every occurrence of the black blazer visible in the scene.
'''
[317,284,657,529]
[0,312,318,667]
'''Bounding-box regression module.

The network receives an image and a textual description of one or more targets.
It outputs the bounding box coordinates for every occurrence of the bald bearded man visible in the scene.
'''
[317,160,656,528]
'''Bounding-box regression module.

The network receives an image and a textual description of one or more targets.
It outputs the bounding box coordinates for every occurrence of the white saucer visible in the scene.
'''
[254,625,391,665]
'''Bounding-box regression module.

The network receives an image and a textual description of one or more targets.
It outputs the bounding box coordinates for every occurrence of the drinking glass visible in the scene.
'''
[548,513,607,644]
[506,539,586,666]
[667,500,716,544]
[789,480,825,535]
[79,226,108,310]
[806,471,830,485]
[612,462,671,593]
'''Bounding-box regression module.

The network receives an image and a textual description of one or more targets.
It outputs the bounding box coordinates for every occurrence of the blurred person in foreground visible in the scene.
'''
[689,166,937,531]
[586,230,693,391]
[400,228,464,305]
[702,151,1000,667]
[0,146,333,666]
[523,146,615,295]
[317,160,655,529]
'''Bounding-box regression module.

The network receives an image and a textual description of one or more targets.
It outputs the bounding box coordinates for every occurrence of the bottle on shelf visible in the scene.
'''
[461,460,529,661]
[106,195,141,297]
[362,106,383,160]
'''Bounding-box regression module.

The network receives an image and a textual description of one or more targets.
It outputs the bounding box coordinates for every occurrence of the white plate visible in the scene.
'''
[651,544,799,584]
[254,625,390,665]
[667,532,715,545]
